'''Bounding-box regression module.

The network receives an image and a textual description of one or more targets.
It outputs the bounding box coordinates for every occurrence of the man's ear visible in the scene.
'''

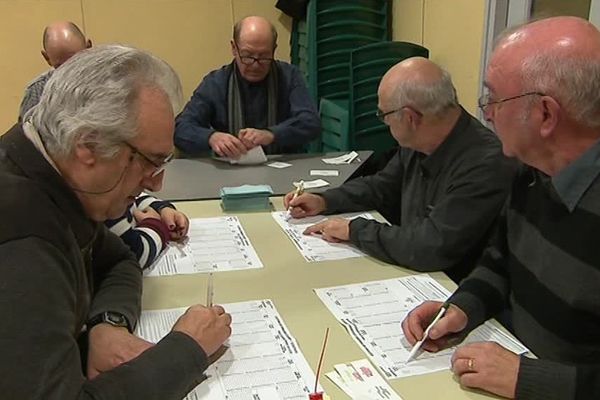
[407,109,422,130]
[86,39,92,49]
[73,133,98,166]
[41,50,51,67]
[539,96,560,139]
[230,40,236,57]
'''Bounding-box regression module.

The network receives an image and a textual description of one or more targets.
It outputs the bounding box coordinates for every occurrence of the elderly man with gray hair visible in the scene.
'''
[0,45,231,399]
[285,57,515,282]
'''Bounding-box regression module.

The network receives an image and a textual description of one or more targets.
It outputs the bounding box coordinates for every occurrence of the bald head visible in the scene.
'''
[489,16,600,128]
[42,21,90,68]
[233,16,278,49]
[379,57,458,118]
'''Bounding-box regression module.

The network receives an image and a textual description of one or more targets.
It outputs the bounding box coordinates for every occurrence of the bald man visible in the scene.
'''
[403,17,600,399]
[285,57,515,282]
[18,21,91,121]
[175,16,320,158]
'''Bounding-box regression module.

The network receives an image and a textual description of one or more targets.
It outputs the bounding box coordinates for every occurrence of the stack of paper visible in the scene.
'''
[322,151,360,165]
[327,359,403,400]
[220,184,273,211]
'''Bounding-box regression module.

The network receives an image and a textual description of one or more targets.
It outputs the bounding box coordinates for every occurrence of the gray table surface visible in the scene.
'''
[150,150,373,201]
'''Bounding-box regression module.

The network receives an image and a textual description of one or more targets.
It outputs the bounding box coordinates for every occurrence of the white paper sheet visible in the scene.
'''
[322,151,359,165]
[310,170,339,177]
[145,216,263,276]
[267,161,293,169]
[315,275,529,379]
[326,359,404,399]
[271,212,373,262]
[136,300,323,400]
[293,179,330,189]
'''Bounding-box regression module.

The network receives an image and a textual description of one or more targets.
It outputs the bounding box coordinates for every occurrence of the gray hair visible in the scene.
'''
[30,44,183,159]
[520,52,600,128]
[390,68,458,117]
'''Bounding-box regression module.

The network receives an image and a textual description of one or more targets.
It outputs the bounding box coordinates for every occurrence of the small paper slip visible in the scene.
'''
[310,170,339,177]
[267,161,292,169]
[326,359,404,400]
[322,151,359,165]
[295,179,330,189]
[230,146,267,165]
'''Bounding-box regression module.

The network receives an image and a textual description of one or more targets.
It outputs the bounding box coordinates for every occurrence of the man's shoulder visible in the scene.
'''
[0,169,70,250]
[24,69,53,90]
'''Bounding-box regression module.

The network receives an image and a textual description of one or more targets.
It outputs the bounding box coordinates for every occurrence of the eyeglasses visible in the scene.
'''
[478,91,545,111]
[375,106,422,123]
[123,141,173,177]
[234,41,274,65]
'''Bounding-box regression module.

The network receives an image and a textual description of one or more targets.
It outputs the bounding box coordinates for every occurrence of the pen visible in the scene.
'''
[285,180,304,220]
[405,301,449,363]
[206,272,214,307]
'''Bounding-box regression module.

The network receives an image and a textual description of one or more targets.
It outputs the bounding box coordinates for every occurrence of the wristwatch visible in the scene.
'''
[87,311,132,333]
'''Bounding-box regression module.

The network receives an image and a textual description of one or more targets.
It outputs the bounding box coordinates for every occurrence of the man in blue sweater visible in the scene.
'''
[403,16,600,399]
[174,16,320,158]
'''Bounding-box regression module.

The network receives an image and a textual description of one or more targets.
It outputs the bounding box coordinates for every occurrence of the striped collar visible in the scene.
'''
[552,138,600,212]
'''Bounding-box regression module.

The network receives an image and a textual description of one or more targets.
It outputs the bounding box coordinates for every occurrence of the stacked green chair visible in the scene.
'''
[320,41,429,153]
[290,0,390,152]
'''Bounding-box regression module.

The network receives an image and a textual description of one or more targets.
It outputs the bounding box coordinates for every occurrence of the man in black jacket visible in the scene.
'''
[0,45,231,399]
[285,57,515,282]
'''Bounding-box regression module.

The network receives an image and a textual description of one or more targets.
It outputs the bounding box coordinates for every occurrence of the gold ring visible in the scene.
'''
[467,358,474,371]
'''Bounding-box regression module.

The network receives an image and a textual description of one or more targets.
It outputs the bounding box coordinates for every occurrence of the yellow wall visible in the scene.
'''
[393,0,486,114]
[0,0,291,132]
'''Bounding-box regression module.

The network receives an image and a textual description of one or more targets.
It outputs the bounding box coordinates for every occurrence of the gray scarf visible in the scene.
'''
[227,61,278,136]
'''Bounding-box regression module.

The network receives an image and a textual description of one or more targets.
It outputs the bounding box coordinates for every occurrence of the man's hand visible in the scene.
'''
[283,192,326,218]
[159,207,189,241]
[401,301,468,352]
[303,218,350,242]
[451,342,520,399]
[173,305,232,357]
[208,132,248,159]
[238,128,274,148]
[132,207,160,223]
[87,324,154,379]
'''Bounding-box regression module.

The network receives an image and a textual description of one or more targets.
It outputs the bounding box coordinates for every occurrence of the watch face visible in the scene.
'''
[106,312,127,326]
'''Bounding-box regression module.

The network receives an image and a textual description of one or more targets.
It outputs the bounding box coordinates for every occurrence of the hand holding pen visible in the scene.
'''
[284,180,305,220]
[283,186,327,220]
[401,300,469,358]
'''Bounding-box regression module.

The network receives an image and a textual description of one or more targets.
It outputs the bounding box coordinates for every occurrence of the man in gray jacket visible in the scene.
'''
[285,57,515,282]
[0,45,231,399]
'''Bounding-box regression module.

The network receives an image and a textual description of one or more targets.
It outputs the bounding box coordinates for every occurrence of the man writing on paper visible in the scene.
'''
[0,45,231,399]
[174,16,320,159]
[403,17,600,399]
[285,58,515,283]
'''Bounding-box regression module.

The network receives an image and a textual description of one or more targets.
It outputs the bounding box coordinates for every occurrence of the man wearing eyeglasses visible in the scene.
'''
[0,45,231,399]
[403,17,600,399]
[285,57,515,283]
[174,15,320,159]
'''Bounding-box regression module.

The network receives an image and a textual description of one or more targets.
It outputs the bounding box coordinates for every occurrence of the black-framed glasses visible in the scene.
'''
[478,91,545,111]
[123,142,173,177]
[234,41,274,65]
[375,106,422,123]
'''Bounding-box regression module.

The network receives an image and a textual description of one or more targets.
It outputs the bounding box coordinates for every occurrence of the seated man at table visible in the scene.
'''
[285,57,515,283]
[403,16,600,399]
[19,21,91,121]
[0,44,231,399]
[174,15,320,158]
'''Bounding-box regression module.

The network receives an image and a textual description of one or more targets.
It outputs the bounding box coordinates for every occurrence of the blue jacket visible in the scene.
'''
[175,61,320,155]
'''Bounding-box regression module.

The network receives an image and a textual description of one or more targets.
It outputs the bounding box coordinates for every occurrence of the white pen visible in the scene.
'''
[206,272,214,307]
[405,301,450,363]
[285,180,304,221]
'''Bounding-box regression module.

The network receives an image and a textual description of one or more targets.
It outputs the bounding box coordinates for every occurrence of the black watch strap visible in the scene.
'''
[87,311,132,333]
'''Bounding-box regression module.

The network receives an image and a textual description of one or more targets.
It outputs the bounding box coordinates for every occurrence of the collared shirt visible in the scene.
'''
[321,107,516,282]
[18,69,53,122]
[552,138,600,212]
